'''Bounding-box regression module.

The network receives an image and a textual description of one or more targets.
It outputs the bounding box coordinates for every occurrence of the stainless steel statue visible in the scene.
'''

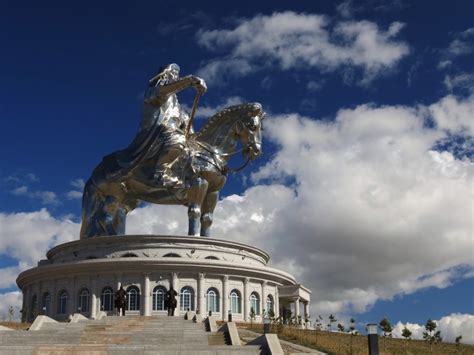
[80,63,264,238]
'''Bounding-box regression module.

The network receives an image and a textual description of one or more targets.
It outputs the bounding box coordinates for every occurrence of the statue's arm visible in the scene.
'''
[144,75,206,105]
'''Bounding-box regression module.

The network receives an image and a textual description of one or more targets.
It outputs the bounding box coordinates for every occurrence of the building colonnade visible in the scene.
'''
[22,272,281,322]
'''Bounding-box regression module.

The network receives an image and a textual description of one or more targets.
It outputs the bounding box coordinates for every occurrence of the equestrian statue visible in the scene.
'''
[80,63,264,238]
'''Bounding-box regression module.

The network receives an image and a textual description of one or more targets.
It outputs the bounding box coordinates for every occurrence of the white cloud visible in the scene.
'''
[439,27,474,68]
[429,94,474,136]
[307,80,325,91]
[248,95,473,316]
[10,185,59,205]
[444,73,474,95]
[195,96,246,119]
[393,314,474,344]
[65,190,82,200]
[70,178,85,190]
[197,11,409,85]
[0,291,22,321]
[0,209,77,266]
[447,28,474,57]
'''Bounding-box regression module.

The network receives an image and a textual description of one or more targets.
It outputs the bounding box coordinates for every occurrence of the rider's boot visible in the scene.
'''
[154,167,180,187]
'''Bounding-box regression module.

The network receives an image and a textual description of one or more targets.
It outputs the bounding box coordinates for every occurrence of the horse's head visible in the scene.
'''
[236,103,265,161]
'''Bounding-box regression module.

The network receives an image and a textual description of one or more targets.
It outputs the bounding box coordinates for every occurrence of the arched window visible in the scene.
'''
[265,295,274,315]
[58,290,68,314]
[180,286,195,311]
[152,286,167,311]
[121,252,138,257]
[206,288,219,313]
[78,288,90,313]
[163,253,181,257]
[42,292,51,315]
[101,287,114,311]
[250,292,260,315]
[230,289,241,314]
[126,286,140,311]
[204,256,219,260]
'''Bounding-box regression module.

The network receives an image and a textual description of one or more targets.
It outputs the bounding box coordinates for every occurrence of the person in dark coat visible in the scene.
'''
[166,286,177,316]
[115,285,127,316]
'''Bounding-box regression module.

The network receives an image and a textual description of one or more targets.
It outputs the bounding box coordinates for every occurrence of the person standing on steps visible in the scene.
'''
[166,286,177,316]
[115,285,127,316]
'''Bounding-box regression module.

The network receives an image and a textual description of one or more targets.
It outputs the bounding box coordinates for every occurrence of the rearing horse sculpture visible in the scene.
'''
[80,103,264,238]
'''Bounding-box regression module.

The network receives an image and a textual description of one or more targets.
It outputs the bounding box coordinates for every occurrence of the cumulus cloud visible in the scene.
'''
[66,179,85,200]
[429,94,474,136]
[444,73,474,95]
[11,186,59,205]
[447,28,474,57]
[247,97,473,316]
[438,27,474,68]
[182,96,247,120]
[393,314,474,344]
[0,291,22,321]
[197,11,409,85]
[0,209,78,267]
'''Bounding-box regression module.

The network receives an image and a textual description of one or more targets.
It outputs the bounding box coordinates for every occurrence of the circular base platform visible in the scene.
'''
[17,235,296,322]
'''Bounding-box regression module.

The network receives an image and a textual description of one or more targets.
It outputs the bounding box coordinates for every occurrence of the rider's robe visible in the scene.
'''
[96,81,191,185]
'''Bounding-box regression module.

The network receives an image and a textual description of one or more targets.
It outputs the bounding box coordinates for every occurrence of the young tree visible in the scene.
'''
[8,306,14,322]
[402,326,412,355]
[423,319,442,354]
[328,314,337,331]
[349,318,357,334]
[402,326,412,340]
[455,335,462,345]
[315,315,323,331]
[379,317,393,337]
[337,323,345,332]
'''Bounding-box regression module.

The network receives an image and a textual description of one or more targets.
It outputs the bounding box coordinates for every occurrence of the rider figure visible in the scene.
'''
[141,63,207,186]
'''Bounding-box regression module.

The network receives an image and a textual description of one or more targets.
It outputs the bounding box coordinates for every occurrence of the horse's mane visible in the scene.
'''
[195,103,262,141]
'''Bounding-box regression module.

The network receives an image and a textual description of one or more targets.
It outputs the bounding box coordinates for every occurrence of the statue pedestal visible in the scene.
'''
[17,235,311,323]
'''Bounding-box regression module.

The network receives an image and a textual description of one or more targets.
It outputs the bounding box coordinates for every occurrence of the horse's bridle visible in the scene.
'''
[193,116,262,174]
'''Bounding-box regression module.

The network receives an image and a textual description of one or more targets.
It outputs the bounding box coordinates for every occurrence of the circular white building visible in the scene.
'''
[17,235,311,324]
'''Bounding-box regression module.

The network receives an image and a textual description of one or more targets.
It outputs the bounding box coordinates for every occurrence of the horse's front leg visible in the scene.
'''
[200,174,226,237]
[187,176,209,236]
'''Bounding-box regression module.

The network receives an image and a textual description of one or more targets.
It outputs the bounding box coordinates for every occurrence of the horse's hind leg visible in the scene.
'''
[187,177,208,236]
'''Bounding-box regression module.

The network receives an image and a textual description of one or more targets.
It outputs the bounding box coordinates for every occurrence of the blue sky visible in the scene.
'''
[0,0,473,342]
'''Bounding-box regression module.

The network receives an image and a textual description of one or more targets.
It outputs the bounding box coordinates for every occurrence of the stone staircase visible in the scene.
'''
[0,316,261,354]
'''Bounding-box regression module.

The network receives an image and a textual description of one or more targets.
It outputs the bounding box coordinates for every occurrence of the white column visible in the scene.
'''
[275,286,280,318]
[261,281,267,318]
[304,302,310,327]
[172,272,180,317]
[294,297,300,321]
[51,279,57,318]
[70,277,77,315]
[90,276,97,319]
[243,277,250,322]
[38,281,44,315]
[143,273,151,316]
[222,275,229,321]
[198,273,205,315]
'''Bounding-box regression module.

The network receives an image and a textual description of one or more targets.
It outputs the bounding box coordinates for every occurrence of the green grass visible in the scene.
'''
[236,323,474,355]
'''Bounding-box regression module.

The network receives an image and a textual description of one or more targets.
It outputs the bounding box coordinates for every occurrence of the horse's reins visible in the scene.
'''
[193,140,252,174]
